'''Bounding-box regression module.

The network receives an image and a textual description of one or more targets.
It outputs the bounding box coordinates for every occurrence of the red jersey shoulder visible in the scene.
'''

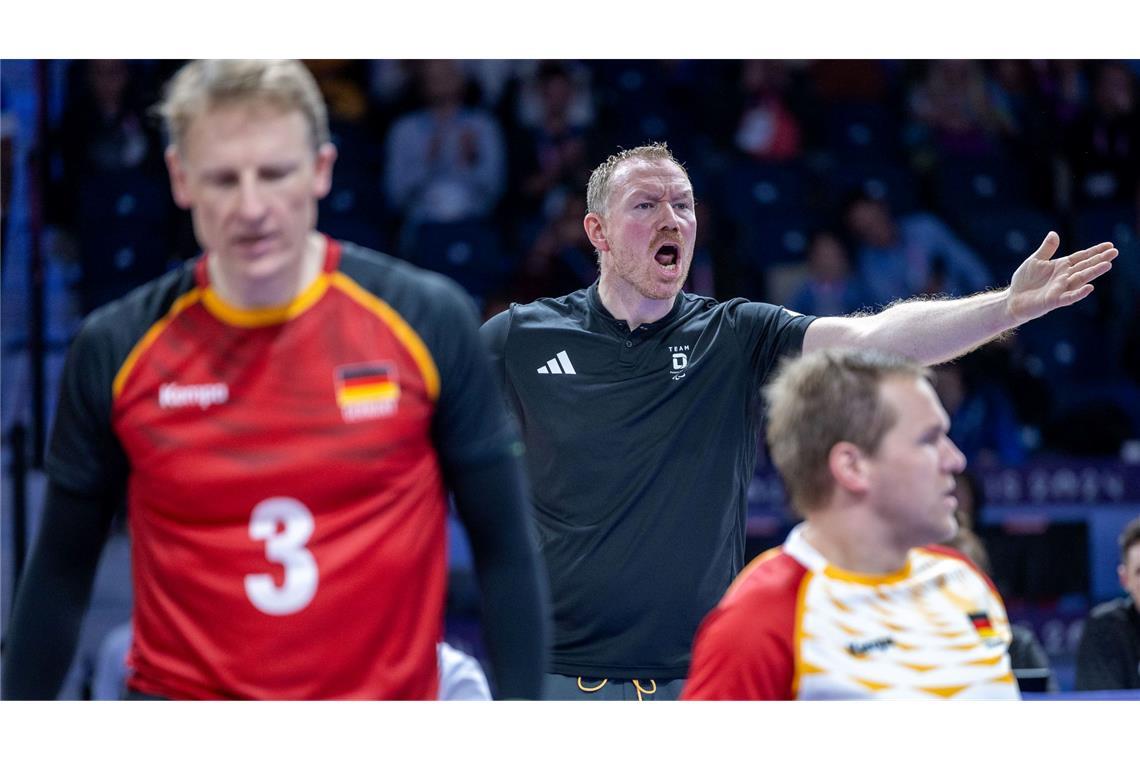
[683,549,807,700]
[705,549,807,655]
[724,547,808,608]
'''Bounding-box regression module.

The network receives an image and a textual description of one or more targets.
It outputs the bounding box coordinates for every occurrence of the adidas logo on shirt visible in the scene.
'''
[537,350,576,375]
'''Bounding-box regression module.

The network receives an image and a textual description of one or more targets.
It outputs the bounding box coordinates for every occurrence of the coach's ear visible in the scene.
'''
[584,212,610,253]
[829,441,870,497]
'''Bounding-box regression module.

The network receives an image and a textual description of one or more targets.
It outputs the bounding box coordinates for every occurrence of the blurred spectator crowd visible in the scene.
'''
[9,58,1140,463]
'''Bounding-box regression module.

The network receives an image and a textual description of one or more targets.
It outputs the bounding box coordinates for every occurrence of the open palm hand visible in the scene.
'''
[1007,232,1118,324]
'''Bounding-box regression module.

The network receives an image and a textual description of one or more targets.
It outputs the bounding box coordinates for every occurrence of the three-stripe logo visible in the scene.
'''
[537,350,576,375]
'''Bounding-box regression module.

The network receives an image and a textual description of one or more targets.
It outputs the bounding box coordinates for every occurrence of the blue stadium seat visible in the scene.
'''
[319,181,389,253]
[1073,203,1137,249]
[737,212,814,269]
[75,168,175,312]
[723,161,809,224]
[827,159,920,215]
[822,102,901,161]
[933,156,1032,224]
[963,207,1058,271]
[403,219,508,301]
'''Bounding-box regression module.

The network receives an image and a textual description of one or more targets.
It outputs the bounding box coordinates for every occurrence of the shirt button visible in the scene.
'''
[625,340,633,347]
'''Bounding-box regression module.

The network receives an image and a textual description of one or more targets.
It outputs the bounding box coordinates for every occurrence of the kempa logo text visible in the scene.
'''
[158,382,230,410]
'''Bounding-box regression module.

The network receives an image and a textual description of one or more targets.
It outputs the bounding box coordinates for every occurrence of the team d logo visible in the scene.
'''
[669,345,690,380]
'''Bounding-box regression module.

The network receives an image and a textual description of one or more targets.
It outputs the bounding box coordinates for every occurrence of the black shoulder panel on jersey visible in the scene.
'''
[46,262,200,496]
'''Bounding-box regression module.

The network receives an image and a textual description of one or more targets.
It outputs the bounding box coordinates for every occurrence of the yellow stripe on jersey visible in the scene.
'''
[790,570,814,699]
[112,289,203,400]
[330,272,441,402]
[899,662,940,673]
[852,677,892,692]
[823,560,912,586]
[200,271,331,327]
[918,684,971,699]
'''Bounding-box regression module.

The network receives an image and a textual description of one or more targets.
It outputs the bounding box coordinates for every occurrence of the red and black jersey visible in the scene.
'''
[46,237,516,699]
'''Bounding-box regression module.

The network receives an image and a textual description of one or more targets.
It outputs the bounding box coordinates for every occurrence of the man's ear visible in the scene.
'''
[829,441,870,497]
[166,146,192,210]
[583,212,610,253]
[312,142,337,199]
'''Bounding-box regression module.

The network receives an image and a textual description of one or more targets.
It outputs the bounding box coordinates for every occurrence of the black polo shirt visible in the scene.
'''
[481,282,815,679]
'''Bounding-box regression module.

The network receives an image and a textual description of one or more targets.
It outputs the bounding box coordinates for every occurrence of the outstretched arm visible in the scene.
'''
[802,233,1117,365]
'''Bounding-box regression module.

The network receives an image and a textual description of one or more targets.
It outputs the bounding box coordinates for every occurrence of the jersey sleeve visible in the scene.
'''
[44,313,129,495]
[682,592,795,700]
[478,307,512,406]
[725,300,816,385]
[422,279,519,468]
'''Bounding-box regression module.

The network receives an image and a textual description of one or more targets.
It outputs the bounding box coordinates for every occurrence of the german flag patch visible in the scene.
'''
[335,363,399,422]
[968,611,997,639]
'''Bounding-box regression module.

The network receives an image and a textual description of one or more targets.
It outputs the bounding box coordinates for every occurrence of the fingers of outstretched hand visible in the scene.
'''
[1068,258,1115,286]
[1061,283,1095,306]
[1032,231,1061,260]
[1067,242,1116,266]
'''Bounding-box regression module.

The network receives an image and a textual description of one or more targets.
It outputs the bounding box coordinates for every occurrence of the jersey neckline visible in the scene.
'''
[585,280,686,336]
[195,236,342,327]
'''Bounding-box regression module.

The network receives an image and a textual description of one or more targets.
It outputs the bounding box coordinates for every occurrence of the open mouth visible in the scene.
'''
[654,243,680,270]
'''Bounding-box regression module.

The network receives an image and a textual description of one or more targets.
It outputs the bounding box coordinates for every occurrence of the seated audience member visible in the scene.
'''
[932,362,1027,467]
[786,231,869,317]
[682,350,1020,700]
[1064,62,1139,206]
[733,60,803,162]
[844,193,992,306]
[908,60,1006,158]
[1075,516,1140,691]
[384,60,506,226]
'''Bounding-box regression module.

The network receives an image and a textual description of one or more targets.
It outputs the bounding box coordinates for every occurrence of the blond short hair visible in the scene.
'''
[585,142,689,215]
[156,60,329,151]
[764,350,929,516]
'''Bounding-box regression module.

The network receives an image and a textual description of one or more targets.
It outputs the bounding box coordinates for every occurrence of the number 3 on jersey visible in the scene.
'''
[244,497,319,615]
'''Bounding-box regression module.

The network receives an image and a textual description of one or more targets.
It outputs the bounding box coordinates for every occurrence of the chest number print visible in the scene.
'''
[244,497,318,615]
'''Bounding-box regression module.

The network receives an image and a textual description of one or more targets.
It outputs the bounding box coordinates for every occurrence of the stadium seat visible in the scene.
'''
[402,219,509,301]
[75,168,175,312]
[723,161,810,224]
[963,207,1059,271]
[1073,203,1137,249]
[821,102,901,161]
[933,156,1032,225]
[826,159,920,215]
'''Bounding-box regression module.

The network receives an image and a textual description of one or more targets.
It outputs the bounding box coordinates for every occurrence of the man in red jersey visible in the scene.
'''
[683,350,1019,700]
[2,60,547,700]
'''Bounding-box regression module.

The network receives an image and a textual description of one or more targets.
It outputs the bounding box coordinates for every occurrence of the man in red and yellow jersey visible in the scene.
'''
[2,60,547,700]
[682,350,1019,700]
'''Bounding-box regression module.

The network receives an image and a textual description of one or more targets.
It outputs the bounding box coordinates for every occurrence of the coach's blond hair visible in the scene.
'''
[585,142,689,215]
[764,350,929,516]
[156,60,329,151]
